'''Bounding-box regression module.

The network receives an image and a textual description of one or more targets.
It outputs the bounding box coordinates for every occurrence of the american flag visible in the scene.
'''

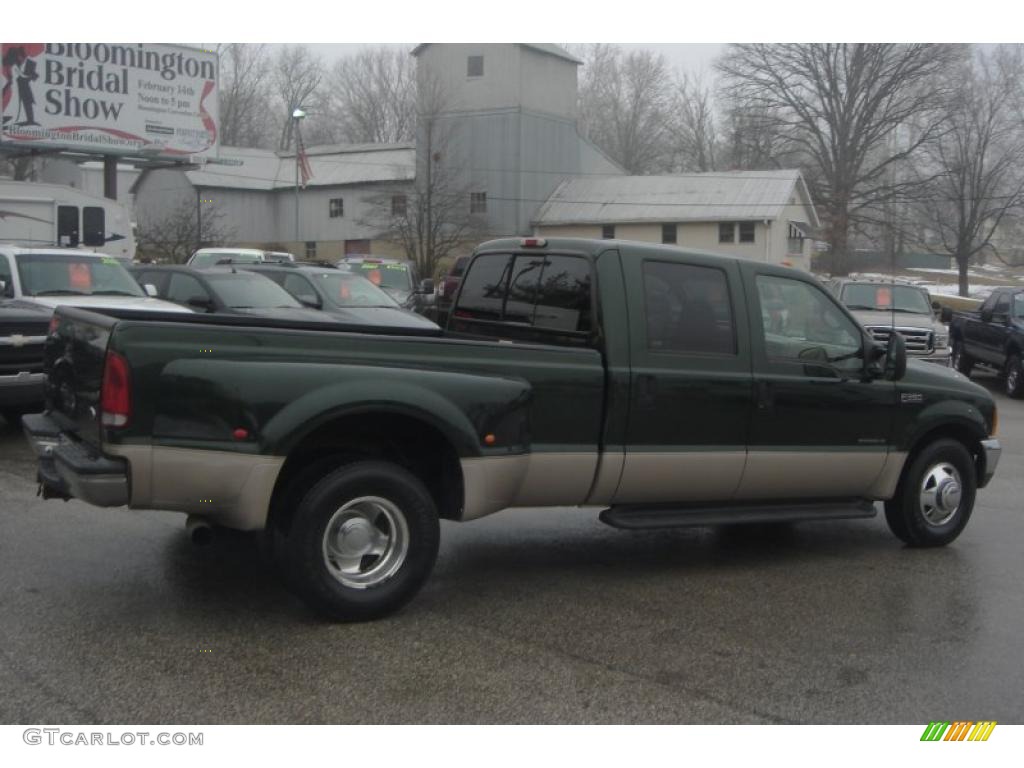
[297,130,313,188]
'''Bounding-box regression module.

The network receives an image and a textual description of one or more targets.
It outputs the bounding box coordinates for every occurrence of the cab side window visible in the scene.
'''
[993,293,1011,317]
[643,261,736,355]
[757,275,862,371]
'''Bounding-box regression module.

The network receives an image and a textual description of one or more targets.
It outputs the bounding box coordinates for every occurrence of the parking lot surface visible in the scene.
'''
[0,371,1021,724]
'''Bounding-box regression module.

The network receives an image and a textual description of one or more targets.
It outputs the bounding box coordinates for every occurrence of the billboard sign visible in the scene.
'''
[1,43,218,158]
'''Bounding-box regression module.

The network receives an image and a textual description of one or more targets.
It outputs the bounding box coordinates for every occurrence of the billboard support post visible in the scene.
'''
[103,156,117,201]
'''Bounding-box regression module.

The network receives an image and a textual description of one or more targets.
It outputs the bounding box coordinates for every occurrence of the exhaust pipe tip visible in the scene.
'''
[186,515,214,546]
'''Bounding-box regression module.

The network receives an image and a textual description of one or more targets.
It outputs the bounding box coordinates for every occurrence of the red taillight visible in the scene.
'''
[100,351,132,428]
[520,237,547,248]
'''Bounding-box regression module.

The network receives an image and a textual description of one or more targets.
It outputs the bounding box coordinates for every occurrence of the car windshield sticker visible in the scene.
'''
[68,263,92,290]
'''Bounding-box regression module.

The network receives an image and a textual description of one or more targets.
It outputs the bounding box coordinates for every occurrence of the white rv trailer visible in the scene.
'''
[0,180,135,260]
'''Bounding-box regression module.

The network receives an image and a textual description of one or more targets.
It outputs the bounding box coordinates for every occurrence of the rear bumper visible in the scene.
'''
[0,371,45,407]
[978,439,1001,488]
[23,412,129,507]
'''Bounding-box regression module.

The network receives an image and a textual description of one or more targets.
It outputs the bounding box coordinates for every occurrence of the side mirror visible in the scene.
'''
[940,307,953,324]
[298,296,321,309]
[884,331,907,381]
[981,309,993,323]
[186,296,214,312]
[798,346,839,378]
[0,278,9,298]
[417,278,435,294]
[143,283,158,298]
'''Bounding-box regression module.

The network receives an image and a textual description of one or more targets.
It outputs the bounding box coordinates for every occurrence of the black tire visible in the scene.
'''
[1005,353,1024,399]
[281,460,439,621]
[951,339,973,376]
[884,438,976,548]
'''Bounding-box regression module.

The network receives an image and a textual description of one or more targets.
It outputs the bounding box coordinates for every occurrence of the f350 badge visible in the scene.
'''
[901,392,924,404]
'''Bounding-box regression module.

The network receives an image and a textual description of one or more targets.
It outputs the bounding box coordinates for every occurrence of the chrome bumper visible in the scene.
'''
[979,439,1001,488]
[23,412,129,507]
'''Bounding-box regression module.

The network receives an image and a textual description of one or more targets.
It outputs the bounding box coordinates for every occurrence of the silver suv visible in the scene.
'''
[828,278,950,365]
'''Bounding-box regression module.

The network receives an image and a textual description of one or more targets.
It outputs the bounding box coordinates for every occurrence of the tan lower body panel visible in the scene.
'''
[734,450,890,500]
[613,451,746,505]
[460,452,598,520]
[107,444,284,530]
[461,448,908,520]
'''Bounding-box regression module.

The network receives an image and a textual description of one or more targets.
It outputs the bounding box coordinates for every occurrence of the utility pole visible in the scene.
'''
[195,186,202,255]
[424,117,432,272]
[103,156,117,201]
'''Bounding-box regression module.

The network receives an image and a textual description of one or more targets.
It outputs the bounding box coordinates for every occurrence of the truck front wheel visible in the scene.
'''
[281,460,440,621]
[884,439,976,547]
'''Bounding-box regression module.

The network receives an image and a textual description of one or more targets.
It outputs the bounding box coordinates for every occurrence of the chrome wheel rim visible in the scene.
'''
[952,346,961,369]
[1008,364,1020,393]
[918,462,963,527]
[322,496,409,589]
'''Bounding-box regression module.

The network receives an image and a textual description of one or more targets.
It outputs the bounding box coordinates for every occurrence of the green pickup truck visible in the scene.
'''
[24,237,1002,621]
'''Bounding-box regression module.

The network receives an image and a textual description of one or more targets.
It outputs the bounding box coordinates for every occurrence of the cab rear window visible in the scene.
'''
[451,253,593,341]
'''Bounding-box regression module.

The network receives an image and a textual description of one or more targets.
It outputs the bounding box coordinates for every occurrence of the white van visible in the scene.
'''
[0,180,135,260]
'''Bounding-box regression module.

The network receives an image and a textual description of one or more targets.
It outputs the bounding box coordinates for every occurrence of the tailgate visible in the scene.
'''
[45,306,119,450]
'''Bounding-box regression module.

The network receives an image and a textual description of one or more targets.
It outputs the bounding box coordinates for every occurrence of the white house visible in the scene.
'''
[533,170,820,270]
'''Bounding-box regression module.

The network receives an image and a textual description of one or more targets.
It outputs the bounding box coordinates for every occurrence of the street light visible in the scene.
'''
[292,106,307,244]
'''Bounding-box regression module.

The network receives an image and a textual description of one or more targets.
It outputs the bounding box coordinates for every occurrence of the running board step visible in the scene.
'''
[599,500,877,530]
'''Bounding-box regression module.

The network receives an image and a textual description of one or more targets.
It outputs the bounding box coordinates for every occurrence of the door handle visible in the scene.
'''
[756,380,773,410]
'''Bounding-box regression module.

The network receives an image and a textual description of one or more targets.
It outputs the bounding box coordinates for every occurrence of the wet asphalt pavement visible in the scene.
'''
[1,371,1022,725]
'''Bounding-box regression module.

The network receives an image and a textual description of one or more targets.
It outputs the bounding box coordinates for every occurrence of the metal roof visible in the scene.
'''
[411,43,582,65]
[185,144,415,191]
[533,170,819,228]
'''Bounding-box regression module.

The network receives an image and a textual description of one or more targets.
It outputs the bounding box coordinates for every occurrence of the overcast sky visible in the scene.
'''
[298,43,726,74]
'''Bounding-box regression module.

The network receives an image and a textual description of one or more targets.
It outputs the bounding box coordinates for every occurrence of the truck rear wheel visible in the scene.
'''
[951,340,973,376]
[884,439,975,547]
[281,460,440,621]
[1005,353,1024,399]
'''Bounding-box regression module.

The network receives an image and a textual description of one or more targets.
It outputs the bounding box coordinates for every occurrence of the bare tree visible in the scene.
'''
[136,198,234,263]
[717,44,965,274]
[577,44,674,174]
[358,74,482,277]
[668,72,718,172]
[218,43,273,148]
[326,47,416,145]
[272,45,327,150]
[916,46,1024,296]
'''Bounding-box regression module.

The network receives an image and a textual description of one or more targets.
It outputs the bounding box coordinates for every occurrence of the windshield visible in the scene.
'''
[315,273,400,308]
[15,253,145,297]
[841,283,932,315]
[351,262,412,291]
[205,273,301,309]
[191,251,262,268]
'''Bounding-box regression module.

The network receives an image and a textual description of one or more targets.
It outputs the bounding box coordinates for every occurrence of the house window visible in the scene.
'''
[718,222,735,243]
[329,198,344,218]
[305,241,317,259]
[602,225,615,239]
[739,222,756,243]
[467,56,484,77]
[787,223,806,255]
[470,192,487,214]
[391,195,407,217]
[661,223,677,244]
